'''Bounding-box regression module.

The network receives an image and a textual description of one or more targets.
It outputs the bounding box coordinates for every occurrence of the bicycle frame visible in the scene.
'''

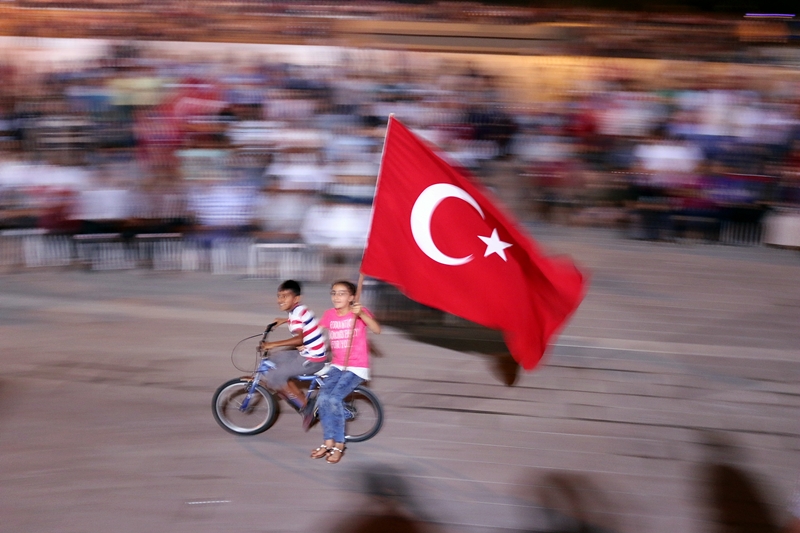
[214,321,381,440]
[237,321,326,413]
[239,357,323,413]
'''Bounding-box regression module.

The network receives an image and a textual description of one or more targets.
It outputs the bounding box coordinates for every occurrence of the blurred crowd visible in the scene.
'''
[0,5,799,249]
[520,76,800,242]
[0,40,524,248]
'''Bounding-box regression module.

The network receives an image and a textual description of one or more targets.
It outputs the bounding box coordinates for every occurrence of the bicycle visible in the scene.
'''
[212,321,384,442]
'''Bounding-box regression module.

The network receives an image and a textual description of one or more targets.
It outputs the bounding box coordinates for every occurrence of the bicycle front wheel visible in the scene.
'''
[212,378,278,435]
[344,386,383,443]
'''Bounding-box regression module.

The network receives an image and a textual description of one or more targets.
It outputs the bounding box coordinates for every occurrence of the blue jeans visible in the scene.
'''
[317,367,363,443]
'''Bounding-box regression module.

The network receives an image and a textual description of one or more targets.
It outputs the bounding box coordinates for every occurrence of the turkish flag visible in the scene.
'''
[361,117,587,370]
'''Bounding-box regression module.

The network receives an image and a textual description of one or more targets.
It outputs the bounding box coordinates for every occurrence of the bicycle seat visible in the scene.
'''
[314,363,331,376]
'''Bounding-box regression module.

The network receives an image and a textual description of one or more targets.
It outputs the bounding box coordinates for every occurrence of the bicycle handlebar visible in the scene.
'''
[257,321,279,355]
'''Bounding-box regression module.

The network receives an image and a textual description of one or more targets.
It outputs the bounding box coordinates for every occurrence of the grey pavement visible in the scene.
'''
[1,226,799,533]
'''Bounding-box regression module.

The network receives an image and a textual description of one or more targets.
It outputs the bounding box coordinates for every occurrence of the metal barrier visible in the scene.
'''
[0,221,773,280]
[1,231,289,274]
[0,229,73,269]
[31,234,73,268]
[73,233,137,271]
[247,245,368,282]
[211,237,253,275]
[177,236,255,274]
[718,221,764,246]
[135,233,184,271]
[247,243,323,281]
[0,229,31,271]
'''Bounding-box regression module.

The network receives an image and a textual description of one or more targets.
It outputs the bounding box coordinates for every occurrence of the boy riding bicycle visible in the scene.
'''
[259,279,326,423]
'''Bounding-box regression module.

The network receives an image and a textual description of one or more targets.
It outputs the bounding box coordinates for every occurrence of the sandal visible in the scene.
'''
[310,445,330,459]
[326,446,344,464]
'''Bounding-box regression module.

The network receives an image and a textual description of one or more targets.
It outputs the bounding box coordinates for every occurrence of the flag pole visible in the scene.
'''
[360,113,394,277]
[342,114,394,370]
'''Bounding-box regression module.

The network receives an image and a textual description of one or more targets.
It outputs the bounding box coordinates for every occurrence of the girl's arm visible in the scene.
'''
[352,303,381,334]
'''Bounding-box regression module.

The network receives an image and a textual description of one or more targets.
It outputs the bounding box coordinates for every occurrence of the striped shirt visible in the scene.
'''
[287,304,326,362]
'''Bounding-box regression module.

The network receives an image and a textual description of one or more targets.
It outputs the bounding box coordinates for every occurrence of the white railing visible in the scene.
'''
[1,228,72,270]
[718,221,764,246]
[135,233,183,271]
[73,233,137,271]
[0,230,341,281]
[247,243,323,281]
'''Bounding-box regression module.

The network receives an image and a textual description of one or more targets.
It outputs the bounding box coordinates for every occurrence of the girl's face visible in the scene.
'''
[330,284,354,310]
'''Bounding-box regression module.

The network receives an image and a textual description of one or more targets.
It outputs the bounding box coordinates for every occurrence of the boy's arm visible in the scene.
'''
[260,318,299,350]
[261,333,302,351]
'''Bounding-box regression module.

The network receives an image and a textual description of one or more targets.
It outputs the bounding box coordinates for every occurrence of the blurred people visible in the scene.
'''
[0,6,798,257]
[38,188,80,235]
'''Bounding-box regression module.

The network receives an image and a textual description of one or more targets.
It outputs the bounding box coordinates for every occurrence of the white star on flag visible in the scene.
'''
[479,229,512,261]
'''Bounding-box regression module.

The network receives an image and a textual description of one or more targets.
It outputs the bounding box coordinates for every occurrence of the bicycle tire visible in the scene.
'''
[343,386,383,443]
[212,378,278,436]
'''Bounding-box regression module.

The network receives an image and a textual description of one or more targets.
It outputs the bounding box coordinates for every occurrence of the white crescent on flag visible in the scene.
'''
[410,183,512,265]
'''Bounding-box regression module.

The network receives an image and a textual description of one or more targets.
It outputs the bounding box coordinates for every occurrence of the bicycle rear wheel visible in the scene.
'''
[212,378,278,435]
[344,386,383,443]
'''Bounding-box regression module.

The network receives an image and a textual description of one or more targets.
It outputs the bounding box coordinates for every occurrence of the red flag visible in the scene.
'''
[361,117,587,370]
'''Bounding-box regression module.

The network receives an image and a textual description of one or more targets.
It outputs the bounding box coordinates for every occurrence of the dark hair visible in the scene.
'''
[278,279,302,295]
[332,280,356,296]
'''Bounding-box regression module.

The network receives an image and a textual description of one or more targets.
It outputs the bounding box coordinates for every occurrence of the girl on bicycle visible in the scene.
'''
[311,280,381,464]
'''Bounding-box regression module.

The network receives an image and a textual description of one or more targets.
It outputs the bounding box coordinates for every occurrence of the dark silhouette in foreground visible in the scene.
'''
[326,464,439,533]
[702,432,781,533]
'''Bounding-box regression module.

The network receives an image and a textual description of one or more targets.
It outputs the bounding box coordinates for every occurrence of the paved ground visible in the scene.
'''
[1,225,799,533]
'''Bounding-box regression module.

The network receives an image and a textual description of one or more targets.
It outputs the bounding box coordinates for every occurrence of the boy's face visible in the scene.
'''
[277,289,300,312]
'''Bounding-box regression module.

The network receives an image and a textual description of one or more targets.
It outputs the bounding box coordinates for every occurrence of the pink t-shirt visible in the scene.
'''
[319,307,373,379]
